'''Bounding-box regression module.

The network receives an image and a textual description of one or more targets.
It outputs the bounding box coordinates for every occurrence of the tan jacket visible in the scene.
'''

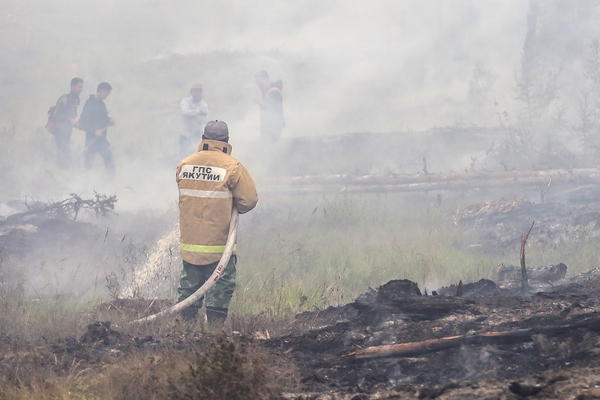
[176,139,258,265]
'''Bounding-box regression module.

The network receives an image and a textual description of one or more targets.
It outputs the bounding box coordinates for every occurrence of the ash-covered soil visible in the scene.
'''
[453,195,600,252]
[267,271,600,399]
[6,197,600,398]
[5,270,600,399]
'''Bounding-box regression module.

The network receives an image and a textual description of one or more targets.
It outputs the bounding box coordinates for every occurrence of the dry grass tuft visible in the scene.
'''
[0,331,295,399]
[167,334,282,400]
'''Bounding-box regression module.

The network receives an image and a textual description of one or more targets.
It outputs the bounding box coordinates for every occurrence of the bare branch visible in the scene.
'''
[520,220,535,293]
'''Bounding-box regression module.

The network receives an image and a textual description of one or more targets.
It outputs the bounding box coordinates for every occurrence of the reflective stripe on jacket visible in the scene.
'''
[177,139,258,265]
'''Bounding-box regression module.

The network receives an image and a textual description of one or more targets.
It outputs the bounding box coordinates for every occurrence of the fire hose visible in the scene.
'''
[131,206,239,324]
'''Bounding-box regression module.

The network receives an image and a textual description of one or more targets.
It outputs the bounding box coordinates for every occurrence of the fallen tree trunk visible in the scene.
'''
[263,168,600,195]
[271,168,600,187]
[339,315,600,361]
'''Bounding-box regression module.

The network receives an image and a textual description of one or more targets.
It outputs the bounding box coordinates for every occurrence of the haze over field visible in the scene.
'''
[1,0,600,205]
[1,0,600,323]
[2,1,522,133]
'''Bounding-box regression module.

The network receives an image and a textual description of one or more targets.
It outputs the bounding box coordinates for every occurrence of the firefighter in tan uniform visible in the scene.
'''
[176,120,258,323]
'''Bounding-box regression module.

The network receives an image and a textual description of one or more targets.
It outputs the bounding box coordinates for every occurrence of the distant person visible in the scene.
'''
[176,120,258,325]
[52,78,83,168]
[180,83,209,156]
[78,82,116,175]
[255,70,285,142]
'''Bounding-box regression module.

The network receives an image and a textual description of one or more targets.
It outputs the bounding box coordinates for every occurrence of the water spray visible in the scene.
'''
[130,206,239,324]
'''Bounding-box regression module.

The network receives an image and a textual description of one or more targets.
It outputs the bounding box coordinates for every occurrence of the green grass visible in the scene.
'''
[232,195,503,316]
[230,194,600,316]
[0,289,98,342]
[2,193,600,399]
[4,192,599,325]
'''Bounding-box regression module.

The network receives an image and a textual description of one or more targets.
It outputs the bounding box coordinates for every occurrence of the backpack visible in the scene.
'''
[46,105,57,134]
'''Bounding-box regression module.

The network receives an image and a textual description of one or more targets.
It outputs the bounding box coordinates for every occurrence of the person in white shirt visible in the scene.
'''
[180,83,209,156]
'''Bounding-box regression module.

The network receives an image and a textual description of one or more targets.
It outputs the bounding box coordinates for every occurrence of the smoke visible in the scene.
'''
[2,0,599,199]
[2,0,600,297]
[1,1,528,132]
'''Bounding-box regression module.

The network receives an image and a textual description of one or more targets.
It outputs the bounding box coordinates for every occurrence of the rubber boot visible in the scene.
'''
[180,307,199,323]
[206,306,228,326]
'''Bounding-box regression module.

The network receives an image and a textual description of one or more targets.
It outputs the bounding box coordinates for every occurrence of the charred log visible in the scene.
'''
[436,279,503,297]
[352,279,468,322]
[339,315,600,361]
[352,295,475,322]
[495,263,567,284]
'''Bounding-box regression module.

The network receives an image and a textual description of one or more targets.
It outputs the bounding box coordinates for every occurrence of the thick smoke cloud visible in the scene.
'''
[3,0,530,135]
[2,0,600,298]
[0,1,598,201]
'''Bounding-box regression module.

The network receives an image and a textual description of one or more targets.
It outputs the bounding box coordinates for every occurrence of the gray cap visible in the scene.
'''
[204,120,229,141]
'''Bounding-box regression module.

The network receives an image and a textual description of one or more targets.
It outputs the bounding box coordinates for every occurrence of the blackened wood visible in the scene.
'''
[339,316,600,361]
[520,221,535,292]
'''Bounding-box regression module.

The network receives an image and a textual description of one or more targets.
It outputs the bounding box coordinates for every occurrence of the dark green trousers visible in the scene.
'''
[177,255,237,311]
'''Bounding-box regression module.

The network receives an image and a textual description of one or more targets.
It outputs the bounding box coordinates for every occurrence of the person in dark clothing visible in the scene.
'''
[53,78,83,168]
[255,70,285,142]
[78,82,115,175]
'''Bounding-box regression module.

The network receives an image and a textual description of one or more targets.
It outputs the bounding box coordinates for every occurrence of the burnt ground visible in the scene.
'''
[6,198,600,398]
[263,196,600,398]
[452,195,600,252]
[3,272,600,399]
[267,273,600,399]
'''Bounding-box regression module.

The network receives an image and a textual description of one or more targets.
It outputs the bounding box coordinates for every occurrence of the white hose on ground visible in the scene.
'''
[130,207,239,324]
